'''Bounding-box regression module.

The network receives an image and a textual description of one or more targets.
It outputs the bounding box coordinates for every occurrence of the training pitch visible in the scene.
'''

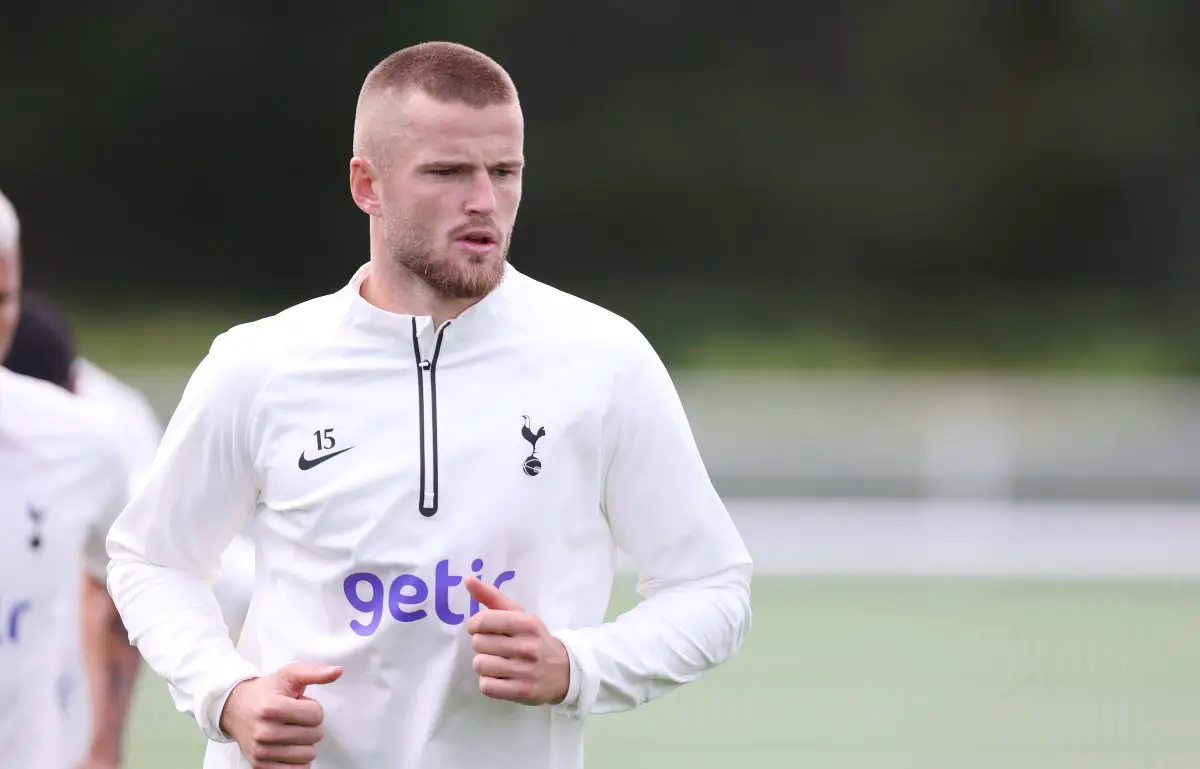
[122,573,1200,769]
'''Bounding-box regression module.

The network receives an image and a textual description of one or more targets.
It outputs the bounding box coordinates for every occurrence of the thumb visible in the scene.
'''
[274,662,343,698]
[465,576,522,611]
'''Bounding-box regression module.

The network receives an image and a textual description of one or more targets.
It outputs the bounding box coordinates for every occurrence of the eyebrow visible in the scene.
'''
[415,158,524,171]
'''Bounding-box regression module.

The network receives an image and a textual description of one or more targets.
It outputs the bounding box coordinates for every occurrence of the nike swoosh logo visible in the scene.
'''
[297,446,355,470]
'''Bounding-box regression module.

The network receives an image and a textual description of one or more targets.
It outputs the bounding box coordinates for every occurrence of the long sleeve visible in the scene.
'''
[552,327,753,716]
[105,333,264,742]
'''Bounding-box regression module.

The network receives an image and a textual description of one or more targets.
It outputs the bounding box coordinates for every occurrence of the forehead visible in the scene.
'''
[386,91,524,164]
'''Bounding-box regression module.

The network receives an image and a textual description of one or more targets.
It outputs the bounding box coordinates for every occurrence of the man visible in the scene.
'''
[0,190,18,361]
[0,189,134,769]
[107,41,753,769]
[5,292,259,765]
[4,294,152,768]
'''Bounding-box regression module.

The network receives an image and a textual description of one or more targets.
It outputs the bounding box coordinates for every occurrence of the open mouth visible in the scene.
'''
[457,231,498,253]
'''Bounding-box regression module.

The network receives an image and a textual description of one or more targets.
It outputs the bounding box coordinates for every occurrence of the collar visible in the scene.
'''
[341,260,518,345]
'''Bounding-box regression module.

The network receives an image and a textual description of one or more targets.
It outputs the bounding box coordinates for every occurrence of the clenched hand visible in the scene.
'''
[220,662,343,769]
[464,577,570,706]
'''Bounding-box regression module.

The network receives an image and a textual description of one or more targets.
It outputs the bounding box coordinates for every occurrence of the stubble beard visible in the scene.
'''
[384,214,508,301]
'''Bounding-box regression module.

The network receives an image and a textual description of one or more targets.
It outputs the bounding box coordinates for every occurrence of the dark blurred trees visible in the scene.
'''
[1,0,1199,354]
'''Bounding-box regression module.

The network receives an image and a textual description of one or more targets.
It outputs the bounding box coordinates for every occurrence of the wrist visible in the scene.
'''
[549,638,571,705]
[218,677,255,735]
[85,739,121,766]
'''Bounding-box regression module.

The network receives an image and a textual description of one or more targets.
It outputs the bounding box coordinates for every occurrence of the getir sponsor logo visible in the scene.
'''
[343,559,514,636]
[0,598,31,644]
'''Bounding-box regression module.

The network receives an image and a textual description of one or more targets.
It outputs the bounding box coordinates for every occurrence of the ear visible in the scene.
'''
[349,156,383,217]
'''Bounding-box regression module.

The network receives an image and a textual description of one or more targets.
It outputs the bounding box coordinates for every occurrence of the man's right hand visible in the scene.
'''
[219,662,343,769]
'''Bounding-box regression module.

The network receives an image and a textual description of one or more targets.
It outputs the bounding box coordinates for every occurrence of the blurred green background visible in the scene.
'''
[4,1,1200,378]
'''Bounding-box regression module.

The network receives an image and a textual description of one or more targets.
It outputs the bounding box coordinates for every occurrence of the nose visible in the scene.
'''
[464,170,497,216]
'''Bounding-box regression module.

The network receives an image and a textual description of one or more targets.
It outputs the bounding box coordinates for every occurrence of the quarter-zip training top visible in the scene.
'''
[106,262,753,769]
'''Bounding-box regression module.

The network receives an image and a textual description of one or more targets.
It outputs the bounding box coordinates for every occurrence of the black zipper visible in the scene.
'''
[411,318,449,517]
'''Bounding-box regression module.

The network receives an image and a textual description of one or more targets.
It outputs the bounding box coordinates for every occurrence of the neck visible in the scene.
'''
[361,252,483,328]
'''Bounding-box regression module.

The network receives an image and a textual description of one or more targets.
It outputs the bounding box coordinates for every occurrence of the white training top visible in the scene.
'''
[74,358,165,490]
[72,357,258,637]
[0,367,130,769]
[56,357,165,765]
[107,263,753,769]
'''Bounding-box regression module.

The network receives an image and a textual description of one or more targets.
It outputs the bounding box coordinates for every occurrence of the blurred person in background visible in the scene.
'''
[4,293,141,769]
[105,41,751,769]
[0,188,134,769]
[0,189,17,360]
[0,195,257,768]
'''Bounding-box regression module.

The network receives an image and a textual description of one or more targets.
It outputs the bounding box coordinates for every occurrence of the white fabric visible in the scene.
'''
[59,359,258,763]
[107,263,752,769]
[0,367,130,769]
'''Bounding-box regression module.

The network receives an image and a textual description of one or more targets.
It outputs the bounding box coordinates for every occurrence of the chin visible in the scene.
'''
[427,256,506,299]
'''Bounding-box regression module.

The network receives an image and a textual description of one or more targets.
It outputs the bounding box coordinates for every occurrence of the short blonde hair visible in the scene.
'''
[0,188,19,253]
[361,41,516,107]
[353,42,518,159]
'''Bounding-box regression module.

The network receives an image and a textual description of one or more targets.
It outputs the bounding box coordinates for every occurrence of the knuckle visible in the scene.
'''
[258,702,282,721]
[521,641,541,661]
[250,725,273,744]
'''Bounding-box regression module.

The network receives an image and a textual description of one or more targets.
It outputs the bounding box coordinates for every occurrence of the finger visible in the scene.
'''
[274,662,343,697]
[471,632,539,661]
[247,741,318,765]
[464,577,522,611]
[262,695,324,727]
[478,675,535,703]
[472,653,530,680]
[255,723,324,746]
[466,610,535,637]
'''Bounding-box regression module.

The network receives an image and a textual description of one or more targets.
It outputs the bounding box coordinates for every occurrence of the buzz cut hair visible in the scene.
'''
[353,42,518,159]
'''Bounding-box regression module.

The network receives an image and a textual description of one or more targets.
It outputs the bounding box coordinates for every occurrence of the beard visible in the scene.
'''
[383,213,508,300]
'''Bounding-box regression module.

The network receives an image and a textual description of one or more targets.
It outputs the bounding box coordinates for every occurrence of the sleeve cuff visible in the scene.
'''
[550,628,599,719]
[197,665,261,743]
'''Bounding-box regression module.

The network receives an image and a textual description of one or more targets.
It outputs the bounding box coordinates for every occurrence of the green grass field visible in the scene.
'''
[121,576,1200,769]
[65,298,1200,375]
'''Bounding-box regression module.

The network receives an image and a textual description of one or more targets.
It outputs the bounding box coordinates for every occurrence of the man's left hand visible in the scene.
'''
[464,578,570,706]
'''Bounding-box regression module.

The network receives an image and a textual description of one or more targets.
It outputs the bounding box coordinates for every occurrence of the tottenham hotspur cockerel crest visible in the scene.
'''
[521,415,545,476]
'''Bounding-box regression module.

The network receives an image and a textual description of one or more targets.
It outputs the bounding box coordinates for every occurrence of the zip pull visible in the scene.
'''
[411,317,446,518]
